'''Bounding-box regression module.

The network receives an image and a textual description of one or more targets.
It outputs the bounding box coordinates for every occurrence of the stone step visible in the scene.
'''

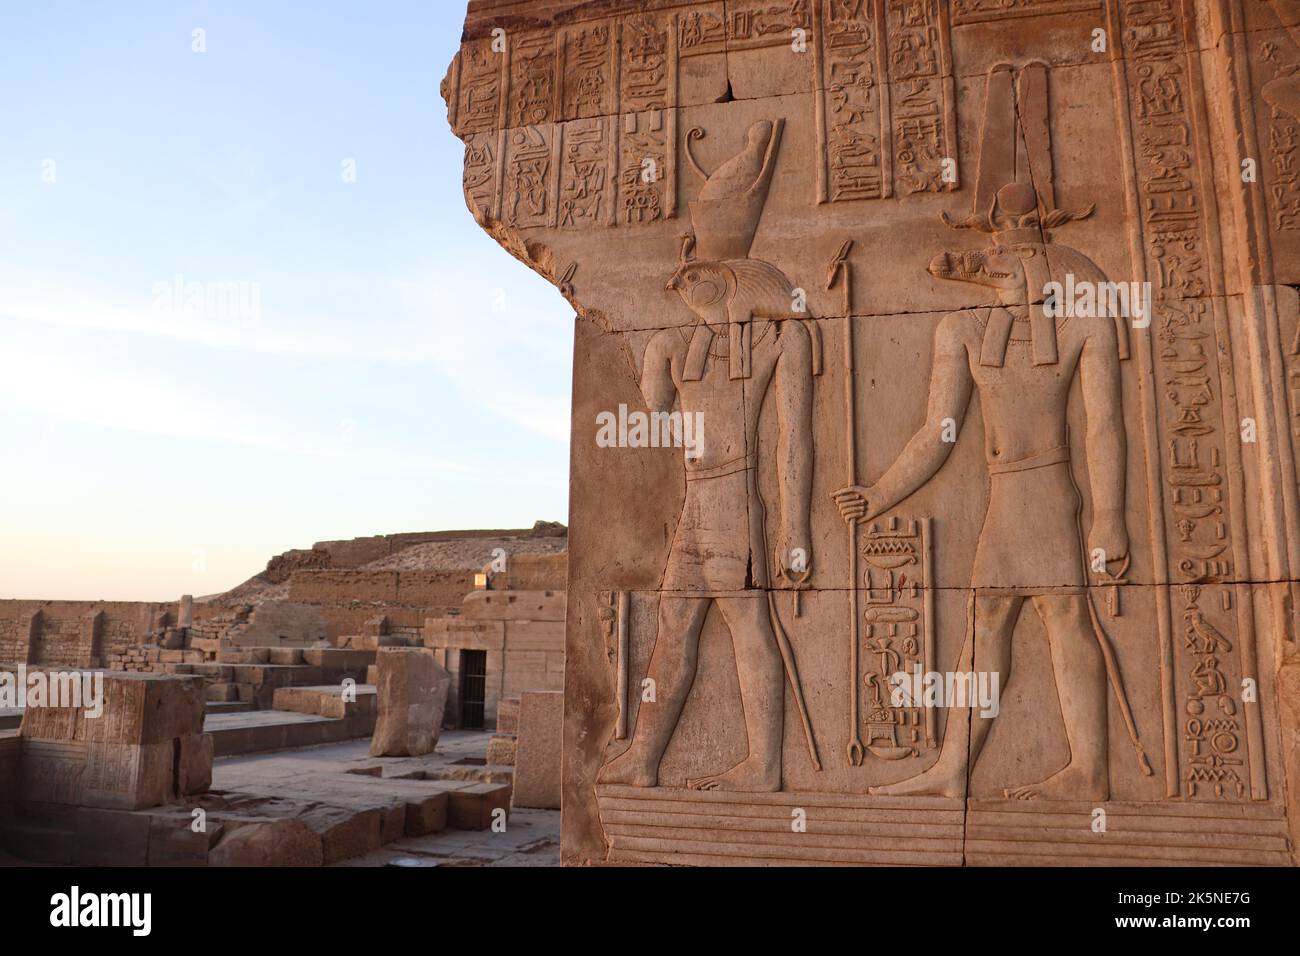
[205,700,255,715]
[448,783,513,831]
[0,822,75,864]
[217,647,271,664]
[205,682,242,703]
[271,685,377,719]
[204,709,377,757]
[303,648,376,670]
[192,663,235,681]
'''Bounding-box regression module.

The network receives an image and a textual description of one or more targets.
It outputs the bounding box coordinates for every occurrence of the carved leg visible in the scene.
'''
[1004,594,1109,801]
[688,595,783,792]
[871,594,1021,797]
[598,596,710,788]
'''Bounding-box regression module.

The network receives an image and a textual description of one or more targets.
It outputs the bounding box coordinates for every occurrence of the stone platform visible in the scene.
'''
[595,787,1291,867]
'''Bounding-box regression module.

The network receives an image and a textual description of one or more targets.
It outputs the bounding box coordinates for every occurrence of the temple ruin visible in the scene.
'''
[444,0,1300,867]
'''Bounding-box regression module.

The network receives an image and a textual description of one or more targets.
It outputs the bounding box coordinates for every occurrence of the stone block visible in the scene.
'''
[73,806,151,866]
[403,791,449,836]
[486,733,517,766]
[209,818,323,867]
[495,697,520,734]
[447,783,511,831]
[300,805,383,864]
[513,691,562,810]
[178,733,213,795]
[370,648,449,758]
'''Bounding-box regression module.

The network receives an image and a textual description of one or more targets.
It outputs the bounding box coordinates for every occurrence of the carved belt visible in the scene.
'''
[686,456,755,481]
[987,446,1070,476]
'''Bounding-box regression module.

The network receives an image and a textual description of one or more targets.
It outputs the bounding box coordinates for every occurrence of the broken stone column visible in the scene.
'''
[19,672,210,811]
[178,594,194,629]
[370,648,449,757]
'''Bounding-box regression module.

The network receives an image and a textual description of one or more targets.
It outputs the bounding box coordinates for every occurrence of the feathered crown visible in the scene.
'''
[942,62,1093,244]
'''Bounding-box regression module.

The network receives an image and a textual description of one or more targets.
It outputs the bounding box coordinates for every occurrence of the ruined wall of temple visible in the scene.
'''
[0,601,176,670]
[446,0,1300,866]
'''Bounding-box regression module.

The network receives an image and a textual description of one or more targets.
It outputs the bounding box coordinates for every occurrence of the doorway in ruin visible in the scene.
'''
[458,649,487,729]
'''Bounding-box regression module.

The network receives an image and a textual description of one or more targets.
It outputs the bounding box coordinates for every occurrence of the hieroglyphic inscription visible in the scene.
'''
[858,516,934,758]
[560,22,616,121]
[503,125,557,229]
[951,0,1102,24]
[1259,38,1300,231]
[1120,0,1249,800]
[727,0,814,50]
[455,38,505,136]
[463,133,501,221]
[815,0,892,201]
[510,31,558,128]
[885,0,958,193]
[677,2,728,56]
[618,13,678,224]
[559,118,615,228]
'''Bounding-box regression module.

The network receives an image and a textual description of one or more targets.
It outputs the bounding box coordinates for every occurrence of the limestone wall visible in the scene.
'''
[448,0,1300,866]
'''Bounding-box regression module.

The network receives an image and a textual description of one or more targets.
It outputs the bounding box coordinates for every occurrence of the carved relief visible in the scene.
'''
[559,118,615,228]
[1260,24,1300,231]
[560,22,616,121]
[885,0,958,194]
[836,61,1145,800]
[1118,0,1264,800]
[619,13,679,225]
[453,38,505,136]
[443,0,1298,868]
[503,125,557,229]
[858,516,935,758]
[676,3,728,56]
[599,119,823,792]
[813,0,958,201]
[461,132,501,223]
[727,0,814,50]
[814,0,892,201]
[950,0,1103,24]
[509,31,558,128]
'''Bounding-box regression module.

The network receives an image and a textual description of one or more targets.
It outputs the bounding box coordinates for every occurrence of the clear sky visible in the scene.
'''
[0,1,573,601]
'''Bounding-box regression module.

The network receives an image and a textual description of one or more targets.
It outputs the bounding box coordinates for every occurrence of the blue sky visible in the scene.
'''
[0,2,573,600]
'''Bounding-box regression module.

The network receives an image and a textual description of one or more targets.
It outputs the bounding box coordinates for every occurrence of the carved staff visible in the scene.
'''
[766,589,822,771]
[1066,443,1153,777]
[828,239,864,767]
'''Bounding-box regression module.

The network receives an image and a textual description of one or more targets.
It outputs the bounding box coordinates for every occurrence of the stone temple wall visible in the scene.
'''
[446,0,1300,865]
